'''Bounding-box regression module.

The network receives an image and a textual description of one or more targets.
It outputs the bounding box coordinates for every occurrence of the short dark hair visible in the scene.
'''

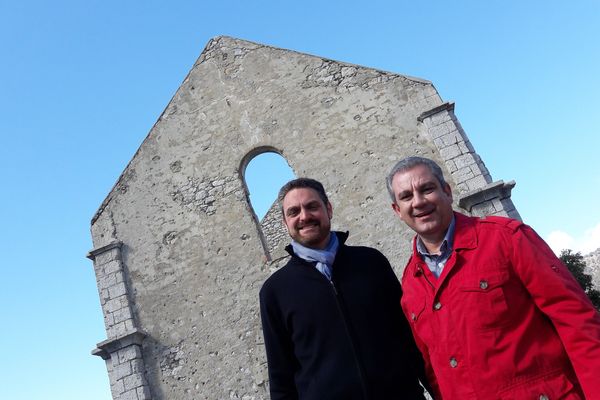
[386,156,448,201]
[278,178,329,209]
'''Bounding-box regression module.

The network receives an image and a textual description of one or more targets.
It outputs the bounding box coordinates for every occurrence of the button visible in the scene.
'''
[449,357,458,368]
[433,302,442,310]
[539,395,549,400]
[411,312,416,321]
[479,280,489,289]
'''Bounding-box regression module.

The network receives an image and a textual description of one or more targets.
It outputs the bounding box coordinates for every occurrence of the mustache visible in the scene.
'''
[298,220,320,228]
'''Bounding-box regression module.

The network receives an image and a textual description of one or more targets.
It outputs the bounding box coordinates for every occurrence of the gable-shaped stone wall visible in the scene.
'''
[88,36,518,399]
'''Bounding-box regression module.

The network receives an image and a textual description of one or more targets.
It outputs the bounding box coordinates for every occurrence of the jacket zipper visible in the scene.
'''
[329,278,370,400]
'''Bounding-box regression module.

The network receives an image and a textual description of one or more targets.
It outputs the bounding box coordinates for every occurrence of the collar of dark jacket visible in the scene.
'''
[285,231,349,257]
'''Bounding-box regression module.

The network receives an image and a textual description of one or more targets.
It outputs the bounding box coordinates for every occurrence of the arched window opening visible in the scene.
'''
[245,152,295,221]
[242,149,295,261]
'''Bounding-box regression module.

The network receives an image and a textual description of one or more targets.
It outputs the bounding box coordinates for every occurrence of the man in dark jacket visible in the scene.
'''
[259,177,428,400]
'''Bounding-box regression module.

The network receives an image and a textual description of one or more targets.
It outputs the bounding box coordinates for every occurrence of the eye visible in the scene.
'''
[286,208,299,217]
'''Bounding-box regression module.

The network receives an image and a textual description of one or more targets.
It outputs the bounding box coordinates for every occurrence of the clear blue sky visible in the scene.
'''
[1,1,598,399]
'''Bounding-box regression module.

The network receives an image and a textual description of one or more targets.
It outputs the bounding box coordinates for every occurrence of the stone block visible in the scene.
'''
[104,311,115,327]
[105,297,123,313]
[93,250,119,266]
[113,307,133,324]
[110,378,124,396]
[108,282,128,298]
[427,122,451,139]
[428,111,451,126]
[458,141,472,154]
[452,166,475,183]
[118,346,142,364]
[132,358,146,373]
[453,153,477,169]
[124,373,145,391]
[471,201,497,217]
[439,144,462,160]
[104,260,122,275]
[119,389,140,400]
[440,132,461,147]
[109,321,128,338]
[466,175,490,192]
[444,159,457,173]
[492,198,504,212]
[112,361,132,380]
[137,385,152,400]
[99,273,118,290]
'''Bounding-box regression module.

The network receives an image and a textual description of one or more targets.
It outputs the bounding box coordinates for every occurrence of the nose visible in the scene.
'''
[298,207,309,221]
[413,192,427,207]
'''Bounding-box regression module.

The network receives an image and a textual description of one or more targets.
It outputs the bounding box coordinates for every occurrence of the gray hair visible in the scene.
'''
[386,156,447,201]
[278,177,329,210]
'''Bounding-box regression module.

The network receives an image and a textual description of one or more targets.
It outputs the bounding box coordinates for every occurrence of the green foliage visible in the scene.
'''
[559,249,600,310]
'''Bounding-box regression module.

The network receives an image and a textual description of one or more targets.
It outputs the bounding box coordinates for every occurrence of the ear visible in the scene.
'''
[443,183,453,200]
[391,202,404,221]
[326,201,333,220]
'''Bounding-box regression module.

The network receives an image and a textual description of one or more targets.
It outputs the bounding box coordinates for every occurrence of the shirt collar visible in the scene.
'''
[416,215,456,256]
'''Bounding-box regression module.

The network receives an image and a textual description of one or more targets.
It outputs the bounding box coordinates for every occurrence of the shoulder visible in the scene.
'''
[260,257,295,296]
[476,215,524,233]
[401,252,421,282]
[341,244,388,261]
[338,245,395,277]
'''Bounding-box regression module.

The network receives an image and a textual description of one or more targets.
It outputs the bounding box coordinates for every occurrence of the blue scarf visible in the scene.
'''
[291,233,339,281]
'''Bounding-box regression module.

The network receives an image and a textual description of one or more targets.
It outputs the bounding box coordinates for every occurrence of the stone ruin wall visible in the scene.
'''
[87,36,519,400]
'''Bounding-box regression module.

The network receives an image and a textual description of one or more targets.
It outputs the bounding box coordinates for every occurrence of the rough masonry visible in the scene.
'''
[87,36,520,399]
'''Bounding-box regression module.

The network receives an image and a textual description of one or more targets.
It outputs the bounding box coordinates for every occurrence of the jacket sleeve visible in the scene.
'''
[510,224,600,399]
[259,285,299,400]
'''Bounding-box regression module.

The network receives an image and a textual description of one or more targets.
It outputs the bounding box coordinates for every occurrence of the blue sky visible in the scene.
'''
[1,1,598,399]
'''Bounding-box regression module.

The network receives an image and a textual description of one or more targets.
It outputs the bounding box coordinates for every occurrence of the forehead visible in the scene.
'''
[282,187,323,207]
[391,164,437,189]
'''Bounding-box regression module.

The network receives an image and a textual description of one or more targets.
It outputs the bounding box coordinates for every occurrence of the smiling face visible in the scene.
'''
[390,164,454,251]
[282,187,332,249]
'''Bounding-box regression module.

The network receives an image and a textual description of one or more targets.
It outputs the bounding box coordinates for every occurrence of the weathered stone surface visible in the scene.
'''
[88,36,518,399]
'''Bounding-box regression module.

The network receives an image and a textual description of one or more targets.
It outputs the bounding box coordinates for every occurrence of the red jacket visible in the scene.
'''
[401,213,600,399]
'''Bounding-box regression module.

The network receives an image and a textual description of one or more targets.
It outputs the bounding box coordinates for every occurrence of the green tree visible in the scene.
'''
[559,249,600,310]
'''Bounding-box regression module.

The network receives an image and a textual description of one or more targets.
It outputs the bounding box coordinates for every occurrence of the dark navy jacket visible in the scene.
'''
[259,231,428,400]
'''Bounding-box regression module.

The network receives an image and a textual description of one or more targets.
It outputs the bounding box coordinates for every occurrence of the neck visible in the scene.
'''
[420,237,443,255]
[313,232,332,250]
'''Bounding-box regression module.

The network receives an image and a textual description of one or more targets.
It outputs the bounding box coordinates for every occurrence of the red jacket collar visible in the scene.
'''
[452,212,478,251]
[406,212,478,280]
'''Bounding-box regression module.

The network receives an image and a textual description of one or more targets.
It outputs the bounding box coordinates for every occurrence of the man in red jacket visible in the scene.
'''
[387,156,600,399]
